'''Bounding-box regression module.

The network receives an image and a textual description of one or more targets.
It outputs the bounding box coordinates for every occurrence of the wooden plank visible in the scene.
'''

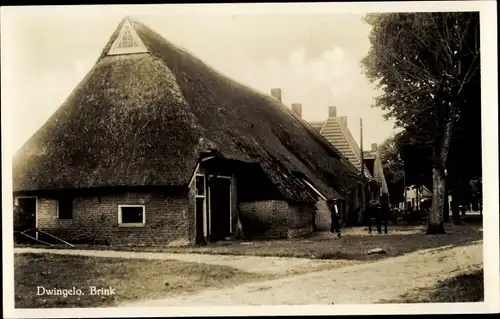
[37,229,75,248]
[19,232,54,247]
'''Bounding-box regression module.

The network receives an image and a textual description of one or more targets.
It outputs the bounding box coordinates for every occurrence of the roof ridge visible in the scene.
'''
[322,117,372,179]
[336,118,372,178]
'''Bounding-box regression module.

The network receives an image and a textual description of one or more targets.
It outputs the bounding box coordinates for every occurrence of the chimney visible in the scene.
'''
[371,143,378,152]
[339,116,348,128]
[328,106,337,118]
[270,88,282,103]
[291,103,302,118]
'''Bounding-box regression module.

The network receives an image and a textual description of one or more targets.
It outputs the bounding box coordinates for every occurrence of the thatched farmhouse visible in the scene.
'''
[13,17,362,246]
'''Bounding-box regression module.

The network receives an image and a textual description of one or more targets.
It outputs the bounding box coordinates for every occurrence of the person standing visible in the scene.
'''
[312,205,318,232]
[368,200,383,234]
[381,197,389,234]
[329,199,342,239]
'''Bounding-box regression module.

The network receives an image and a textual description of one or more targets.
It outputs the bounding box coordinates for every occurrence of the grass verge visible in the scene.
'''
[15,253,274,308]
[385,268,484,303]
[16,223,482,261]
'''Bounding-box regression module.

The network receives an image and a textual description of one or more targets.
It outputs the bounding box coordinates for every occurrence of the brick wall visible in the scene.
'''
[36,191,192,246]
[25,166,313,245]
[315,199,331,231]
[287,202,314,238]
[239,200,289,239]
[188,177,197,244]
[238,200,314,239]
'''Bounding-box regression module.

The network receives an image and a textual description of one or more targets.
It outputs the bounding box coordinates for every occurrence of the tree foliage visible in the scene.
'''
[362,13,480,132]
[362,12,481,233]
[378,135,405,206]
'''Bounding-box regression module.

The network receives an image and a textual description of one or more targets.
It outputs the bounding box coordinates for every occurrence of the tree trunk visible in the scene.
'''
[427,167,446,234]
[427,100,456,234]
[428,118,454,234]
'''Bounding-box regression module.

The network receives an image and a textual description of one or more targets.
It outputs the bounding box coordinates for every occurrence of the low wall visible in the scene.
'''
[239,200,314,239]
[315,199,331,231]
[239,200,289,239]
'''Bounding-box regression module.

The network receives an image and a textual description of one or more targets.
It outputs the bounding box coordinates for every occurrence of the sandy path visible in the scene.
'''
[14,247,357,276]
[120,241,483,306]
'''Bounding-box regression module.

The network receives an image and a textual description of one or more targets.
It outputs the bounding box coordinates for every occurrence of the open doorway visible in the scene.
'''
[208,176,231,242]
[14,196,38,242]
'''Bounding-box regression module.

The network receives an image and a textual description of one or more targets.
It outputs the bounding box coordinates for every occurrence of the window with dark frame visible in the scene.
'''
[57,198,73,219]
[195,174,207,238]
[120,206,144,224]
[117,28,138,49]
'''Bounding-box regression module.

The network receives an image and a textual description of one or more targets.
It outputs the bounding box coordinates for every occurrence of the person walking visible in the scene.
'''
[329,199,342,239]
[381,197,389,234]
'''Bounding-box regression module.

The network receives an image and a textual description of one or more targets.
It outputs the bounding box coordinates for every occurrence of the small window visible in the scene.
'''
[57,198,73,219]
[196,175,205,196]
[118,205,145,226]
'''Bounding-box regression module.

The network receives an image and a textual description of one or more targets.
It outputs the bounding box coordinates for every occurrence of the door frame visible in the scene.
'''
[207,175,232,239]
[194,174,208,242]
[14,196,38,238]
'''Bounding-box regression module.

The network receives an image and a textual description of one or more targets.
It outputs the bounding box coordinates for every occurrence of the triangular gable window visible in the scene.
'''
[108,19,148,56]
[117,28,138,49]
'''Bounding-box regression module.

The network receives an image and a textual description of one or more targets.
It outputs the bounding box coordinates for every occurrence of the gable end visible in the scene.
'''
[108,18,148,56]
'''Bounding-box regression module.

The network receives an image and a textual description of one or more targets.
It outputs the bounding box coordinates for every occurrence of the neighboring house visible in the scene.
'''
[269,92,364,229]
[309,106,384,224]
[403,185,432,210]
[307,111,389,202]
[13,17,361,246]
[363,144,389,197]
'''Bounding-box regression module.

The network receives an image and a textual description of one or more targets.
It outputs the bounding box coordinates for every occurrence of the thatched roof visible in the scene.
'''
[13,17,361,201]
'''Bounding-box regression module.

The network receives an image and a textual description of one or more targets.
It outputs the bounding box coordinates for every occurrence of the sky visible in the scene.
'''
[1,5,399,154]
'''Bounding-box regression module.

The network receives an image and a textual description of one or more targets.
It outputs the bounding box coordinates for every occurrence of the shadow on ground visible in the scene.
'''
[383,268,484,303]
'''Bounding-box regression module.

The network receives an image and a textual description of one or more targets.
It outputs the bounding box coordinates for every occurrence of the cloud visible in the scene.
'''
[217,45,396,146]
[288,47,306,67]
[236,46,357,99]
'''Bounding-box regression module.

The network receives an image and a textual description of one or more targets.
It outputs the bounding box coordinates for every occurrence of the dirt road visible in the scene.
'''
[14,246,357,276]
[120,241,482,306]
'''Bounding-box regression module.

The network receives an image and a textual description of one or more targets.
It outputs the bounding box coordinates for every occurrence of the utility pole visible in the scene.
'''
[416,185,420,210]
[359,117,365,224]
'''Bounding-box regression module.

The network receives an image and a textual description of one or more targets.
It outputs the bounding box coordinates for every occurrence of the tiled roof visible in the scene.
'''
[320,117,373,179]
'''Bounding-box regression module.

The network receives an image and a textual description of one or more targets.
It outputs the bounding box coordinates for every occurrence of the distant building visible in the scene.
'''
[402,185,432,210]
[363,144,389,197]
[305,106,389,224]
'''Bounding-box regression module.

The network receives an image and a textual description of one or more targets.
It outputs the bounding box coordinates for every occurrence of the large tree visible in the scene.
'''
[362,12,480,234]
[379,131,433,208]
